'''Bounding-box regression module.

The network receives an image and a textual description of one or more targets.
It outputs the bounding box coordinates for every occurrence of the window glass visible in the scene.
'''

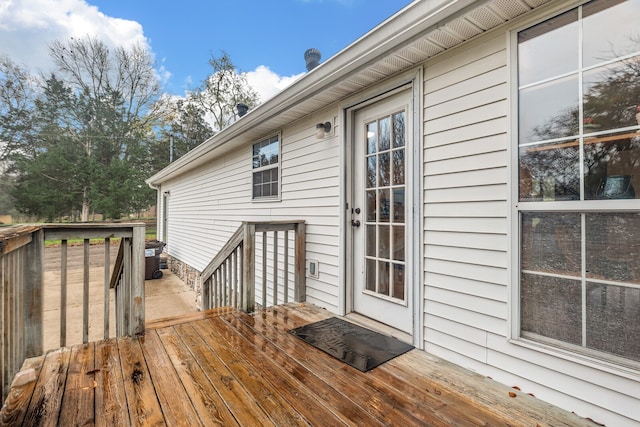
[392,188,405,223]
[521,273,582,345]
[364,110,407,302]
[583,0,640,68]
[393,149,405,185]
[585,213,640,283]
[366,259,376,292]
[521,213,581,276]
[392,225,404,262]
[584,131,640,200]
[586,283,640,361]
[519,75,579,144]
[583,62,640,134]
[252,135,279,199]
[367,122,377,154]
[517,0,640,365]
[517,9,578,86]
[393,112,405,148]
[518,1,640,203]
[379,116,390,151]
[378,261,390,296]
[392,264,405,300]
[519,142,580,202]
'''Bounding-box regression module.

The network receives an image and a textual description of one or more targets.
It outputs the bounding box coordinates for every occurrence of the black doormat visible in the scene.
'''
[288,317,413,372]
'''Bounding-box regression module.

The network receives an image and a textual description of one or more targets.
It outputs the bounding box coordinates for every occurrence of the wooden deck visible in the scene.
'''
[1,304,595,426]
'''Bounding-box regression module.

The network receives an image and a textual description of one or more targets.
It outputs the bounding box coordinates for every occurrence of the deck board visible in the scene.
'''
[140,331,203,426]
[172,322,274,426]
[58,343,95,427]
[2,304,598,426]
[23,347,71,427]
[94,338,130,427]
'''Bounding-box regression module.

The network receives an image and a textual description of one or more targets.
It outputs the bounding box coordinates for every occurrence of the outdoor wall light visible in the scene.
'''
[316,121,332,139]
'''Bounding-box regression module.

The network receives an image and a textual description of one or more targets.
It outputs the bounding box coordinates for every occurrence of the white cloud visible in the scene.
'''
[245,65,304,103]
[0,0,148,75]
[0,0,303,103]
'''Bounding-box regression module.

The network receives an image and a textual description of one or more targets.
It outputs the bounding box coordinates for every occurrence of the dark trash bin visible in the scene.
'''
[145,241,165,280]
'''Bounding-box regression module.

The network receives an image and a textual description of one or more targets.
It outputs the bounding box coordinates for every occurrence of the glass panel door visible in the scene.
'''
[351,87,413,335]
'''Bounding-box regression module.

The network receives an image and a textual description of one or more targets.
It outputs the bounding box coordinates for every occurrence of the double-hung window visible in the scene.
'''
[252,135,280,199]
[516,0,640,366]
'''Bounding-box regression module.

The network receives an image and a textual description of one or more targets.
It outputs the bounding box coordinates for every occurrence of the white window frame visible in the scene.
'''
[251,133,281,201]
[509,0,640,372]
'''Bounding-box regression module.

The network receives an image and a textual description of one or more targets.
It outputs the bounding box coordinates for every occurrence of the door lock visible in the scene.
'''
[351,219,361,227]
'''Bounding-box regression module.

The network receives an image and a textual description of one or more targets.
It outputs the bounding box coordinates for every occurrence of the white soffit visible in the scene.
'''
[340,0,551,92]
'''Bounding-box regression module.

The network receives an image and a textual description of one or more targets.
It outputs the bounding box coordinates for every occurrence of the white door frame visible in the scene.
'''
[340,69,423,347]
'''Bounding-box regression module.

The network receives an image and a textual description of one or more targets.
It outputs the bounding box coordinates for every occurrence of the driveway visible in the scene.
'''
[42,243,197,352]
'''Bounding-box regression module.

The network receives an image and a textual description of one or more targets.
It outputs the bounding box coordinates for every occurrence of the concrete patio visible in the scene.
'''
[42,244,198,352]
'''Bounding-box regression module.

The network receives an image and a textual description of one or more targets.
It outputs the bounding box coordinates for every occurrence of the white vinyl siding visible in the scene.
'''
[421,20,638,427]
[423,33,510,366]
[163,115,342,311]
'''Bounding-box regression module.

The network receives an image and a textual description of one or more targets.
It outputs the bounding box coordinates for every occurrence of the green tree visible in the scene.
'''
[46,36,163,220]
[11,134,84,221]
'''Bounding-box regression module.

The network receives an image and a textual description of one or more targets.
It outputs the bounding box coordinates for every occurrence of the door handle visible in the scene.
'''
[351,219,361,227]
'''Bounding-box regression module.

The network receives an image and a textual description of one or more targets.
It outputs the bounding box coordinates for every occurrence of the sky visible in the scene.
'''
[0,0,413,102]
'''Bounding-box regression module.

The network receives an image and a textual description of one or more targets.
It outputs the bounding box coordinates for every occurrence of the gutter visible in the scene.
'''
[146,0,482,186]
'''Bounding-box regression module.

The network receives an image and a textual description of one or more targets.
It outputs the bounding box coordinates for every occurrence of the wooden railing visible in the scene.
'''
[200,221,306,312]
[0,223,145,401]
[0,225,43,405]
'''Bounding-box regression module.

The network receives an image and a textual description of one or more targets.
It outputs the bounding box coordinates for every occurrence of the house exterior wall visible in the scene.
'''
[155,2,638,425]
[421,13,638,427]
[160,111,343,312]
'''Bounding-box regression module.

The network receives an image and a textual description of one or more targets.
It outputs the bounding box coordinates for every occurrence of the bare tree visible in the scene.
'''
[191,51,259,131]
[0,56,38,161]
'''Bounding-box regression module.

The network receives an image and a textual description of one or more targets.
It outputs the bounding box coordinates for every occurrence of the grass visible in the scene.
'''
[44,228,157,247]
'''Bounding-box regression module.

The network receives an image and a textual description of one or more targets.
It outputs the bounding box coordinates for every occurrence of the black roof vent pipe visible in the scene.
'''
[236,103,249,117]
[304,48,321,71]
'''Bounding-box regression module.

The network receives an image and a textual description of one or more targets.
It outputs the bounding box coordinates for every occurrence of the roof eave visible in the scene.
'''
[146,0,487,186]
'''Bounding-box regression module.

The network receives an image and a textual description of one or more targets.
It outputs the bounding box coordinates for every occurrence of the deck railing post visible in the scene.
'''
[24,229,43,358]
[121,237,132,336]
[130,224,145,336]
[294,222,306,303]
[242,223,256,312]
[83,239,90,343]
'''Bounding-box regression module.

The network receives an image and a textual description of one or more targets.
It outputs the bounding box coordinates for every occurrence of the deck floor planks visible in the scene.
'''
[58,343,95,427]
[94,338,130,427]
[268,307,496,426]
[22,347,71,427]
[191,318,311,426]
[117,336,165,426]
[273,305,507,426]
[234,307,441,426]
[154,325,240,427]
[2,304,599,426]
[171,322,275,426]
[139,330,204,426]
[212,313,376,427]
[221,311,388,426]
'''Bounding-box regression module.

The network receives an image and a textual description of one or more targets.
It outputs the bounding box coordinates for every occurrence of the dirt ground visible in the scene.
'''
[42,243,198,352]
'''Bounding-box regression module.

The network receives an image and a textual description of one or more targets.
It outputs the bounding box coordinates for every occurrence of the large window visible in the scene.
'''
[252,135,280,199]
[517,0,640,365]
